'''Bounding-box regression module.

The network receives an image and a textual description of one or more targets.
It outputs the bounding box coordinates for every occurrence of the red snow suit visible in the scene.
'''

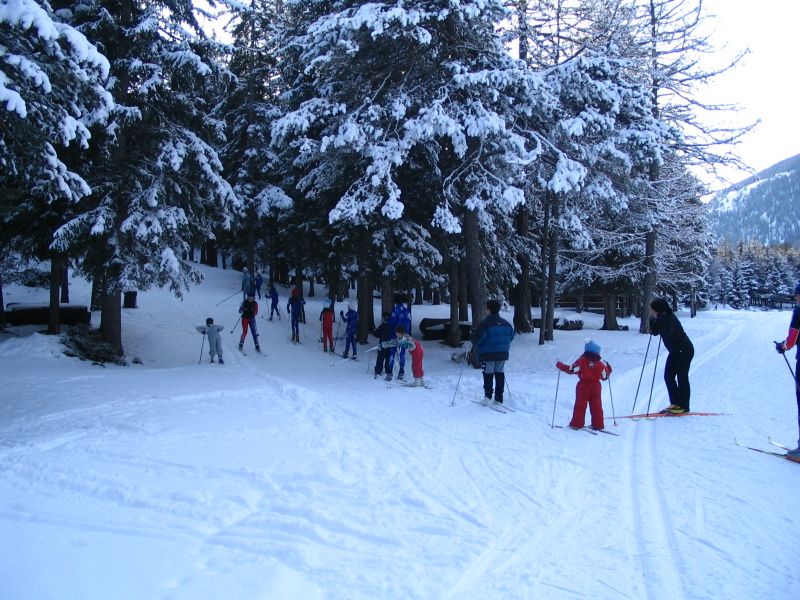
[557,352,611,430]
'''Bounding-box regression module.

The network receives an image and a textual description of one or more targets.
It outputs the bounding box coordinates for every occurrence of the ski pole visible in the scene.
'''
[644,337,662,416]
[450,344,469,406]
[631,334,652,414]
[230,316,241,334]
[198,333,206,364]
[774,341,800,391]
[333,316,343,353]
[504,376,512,404]
[551,370,561,428]
[607,374,617,426]
[216,290,240,306]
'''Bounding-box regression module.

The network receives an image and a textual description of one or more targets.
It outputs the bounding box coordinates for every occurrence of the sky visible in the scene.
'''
[694,1,800,187]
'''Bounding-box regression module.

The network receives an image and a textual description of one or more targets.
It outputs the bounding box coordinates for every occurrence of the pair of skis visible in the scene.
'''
[551,424,620,436]
[736,438,800,463]
[617,411,728,421]
[470,399,514,413]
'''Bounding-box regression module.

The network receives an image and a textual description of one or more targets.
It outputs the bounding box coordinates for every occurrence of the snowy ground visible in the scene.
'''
[1,264,798,600]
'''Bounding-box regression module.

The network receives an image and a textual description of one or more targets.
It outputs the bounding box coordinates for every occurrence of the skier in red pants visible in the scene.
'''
[556,339,612,430]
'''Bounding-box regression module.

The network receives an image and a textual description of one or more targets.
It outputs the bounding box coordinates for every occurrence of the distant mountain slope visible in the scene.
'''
[708,153,800,247]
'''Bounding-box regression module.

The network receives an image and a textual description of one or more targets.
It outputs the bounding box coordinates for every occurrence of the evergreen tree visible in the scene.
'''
[55,0,236,355]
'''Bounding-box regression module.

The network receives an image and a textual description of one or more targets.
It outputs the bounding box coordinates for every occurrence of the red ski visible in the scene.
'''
[616,411,729,420]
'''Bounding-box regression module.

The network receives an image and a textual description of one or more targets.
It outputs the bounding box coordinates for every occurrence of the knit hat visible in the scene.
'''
[794,282,800,295]
[584,339,601,354]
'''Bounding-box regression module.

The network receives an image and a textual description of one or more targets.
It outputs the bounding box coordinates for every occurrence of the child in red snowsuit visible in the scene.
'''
[320,302,335,353]
[556,339,612,430]
[396,325,426,387]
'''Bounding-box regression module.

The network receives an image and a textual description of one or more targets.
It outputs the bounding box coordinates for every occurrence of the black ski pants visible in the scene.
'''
[375,348,391,376]
[664,343,694,411]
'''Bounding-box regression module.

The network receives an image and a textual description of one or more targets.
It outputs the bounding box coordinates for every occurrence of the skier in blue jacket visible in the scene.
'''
[472,299,515,405]
[387,294,412,380]
[340,302,359,359]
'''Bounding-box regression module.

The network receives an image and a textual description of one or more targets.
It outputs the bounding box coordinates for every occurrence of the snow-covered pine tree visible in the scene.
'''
[54,0,236,355]
[219,0,291,273]
[1,0,112,332]
[271,0,546,338]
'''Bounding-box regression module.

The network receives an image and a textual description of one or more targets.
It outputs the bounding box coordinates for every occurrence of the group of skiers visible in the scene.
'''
[196,270,800,454]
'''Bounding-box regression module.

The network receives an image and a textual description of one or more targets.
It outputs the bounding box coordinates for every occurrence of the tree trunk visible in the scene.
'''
[100,288,123,356]
[90,270,105,312]
[381,278,393,317]
[602,294,620,330]
[458,258,469,322]
[308,278,315,297]
[463,209,487,366]
[357,244,374,342]
[539,198,551,345]
[48,254,63,335]
[513,207,532,333]
[0,271,5,329]
[639,228,657,333]
[60,262,69,303]
[446,258,461,347]
[543,198,559,341]
[414,285,423,305]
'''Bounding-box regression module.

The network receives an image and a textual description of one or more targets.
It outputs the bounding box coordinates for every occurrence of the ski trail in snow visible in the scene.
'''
[623,312,767,600]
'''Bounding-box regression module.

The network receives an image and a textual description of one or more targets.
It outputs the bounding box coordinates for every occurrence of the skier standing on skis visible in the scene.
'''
[238,294,260,353]
[268,284,281,320]
[472,299,514,406]
[340,302,359,359]
[556,339,611,430]
[649,297,694,414]
[388,294,412,381]
[287,287,305,343]
[196,317,225,364]
[374,312,392,379]
[775,282,800,459]
[395,325,426,387]
[320,300,335,353]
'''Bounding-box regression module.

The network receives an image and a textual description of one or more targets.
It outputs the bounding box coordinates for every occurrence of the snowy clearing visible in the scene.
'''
[1,265,798,600]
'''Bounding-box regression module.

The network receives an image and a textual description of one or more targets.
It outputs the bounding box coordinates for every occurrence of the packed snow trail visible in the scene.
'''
[1,267,799,599]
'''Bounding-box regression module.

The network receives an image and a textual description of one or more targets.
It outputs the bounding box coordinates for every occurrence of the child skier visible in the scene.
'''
[388,294,412,380]
[238,294,260,352]
[287,287,306,343]
[269,284,281,320]
[320,300,335,353]
[395,325,426,387]
[340,302,359,359]
[556,339,612,430]
[196,317,225,364]
[374,312,392,379]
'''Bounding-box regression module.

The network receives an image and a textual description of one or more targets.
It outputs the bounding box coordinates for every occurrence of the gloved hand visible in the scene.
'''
[775,341,786,355]
[606,362,613,375]
[556,361,570,373]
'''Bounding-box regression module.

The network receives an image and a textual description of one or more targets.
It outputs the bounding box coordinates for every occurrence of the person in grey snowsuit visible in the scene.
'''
[196,317,225,363]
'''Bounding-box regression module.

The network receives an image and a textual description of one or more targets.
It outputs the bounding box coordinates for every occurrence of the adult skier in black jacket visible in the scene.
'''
[649,297,694,414]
